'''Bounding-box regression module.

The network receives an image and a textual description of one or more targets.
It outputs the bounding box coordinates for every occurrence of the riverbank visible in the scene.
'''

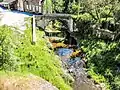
[44,31,104,90]
[0,24,72,90]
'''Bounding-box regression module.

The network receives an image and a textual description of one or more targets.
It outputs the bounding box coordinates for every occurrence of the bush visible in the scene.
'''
[0,26,18,71]
[79,38,120,90]
[72,13,92,21]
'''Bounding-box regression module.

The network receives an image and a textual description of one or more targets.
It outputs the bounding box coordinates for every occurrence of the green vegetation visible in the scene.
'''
[0,25,72,90]
[68,1,120,89]
[79,38,120,90]
[53,0,120,30]
[0,25,17,71]
[53,0,65,13]
[1,0,120,90]
[43,0,53,14]
[53,0,120,89]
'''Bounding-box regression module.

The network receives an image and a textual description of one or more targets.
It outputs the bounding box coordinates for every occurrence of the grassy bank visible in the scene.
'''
[0,25,72,90]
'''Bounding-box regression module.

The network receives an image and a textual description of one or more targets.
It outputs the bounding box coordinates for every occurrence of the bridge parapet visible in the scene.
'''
[32,14,74,43]
[35,14,74,32]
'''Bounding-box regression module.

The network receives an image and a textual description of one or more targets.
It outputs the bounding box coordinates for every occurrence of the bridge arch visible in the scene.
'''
[35,14,73,32]
[32,14,74,43]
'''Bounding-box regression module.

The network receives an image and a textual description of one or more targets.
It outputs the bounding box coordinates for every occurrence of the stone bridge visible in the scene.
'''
[34,14,74,32]
[32,14,74,43]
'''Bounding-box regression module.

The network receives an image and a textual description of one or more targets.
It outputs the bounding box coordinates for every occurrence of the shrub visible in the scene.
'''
[80,38,120,90]
[0,25,18,71]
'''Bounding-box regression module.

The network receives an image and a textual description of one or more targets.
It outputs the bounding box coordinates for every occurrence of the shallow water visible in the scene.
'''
[57,48,102,90]
[57,48,73,56]
[57,48,82,64]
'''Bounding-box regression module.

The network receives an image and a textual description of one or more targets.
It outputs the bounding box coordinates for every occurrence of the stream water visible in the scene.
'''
[57,48,82,67]
[56,45,102,90]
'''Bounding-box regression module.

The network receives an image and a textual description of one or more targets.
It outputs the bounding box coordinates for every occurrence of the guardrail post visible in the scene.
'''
[69,17,73,32]
[32,15,36,44]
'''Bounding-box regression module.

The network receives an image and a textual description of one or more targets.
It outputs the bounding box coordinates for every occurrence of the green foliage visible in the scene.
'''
[67,1,79,14]
[0,26,18,71]
[80,38,120,90]
[43,0,53,14]
[80,0,120,21]
[52,0,120,89]
[53,0,65,13]
[54,0,120,24]
[88,69,106,83]
[0,24,72,90]
[72,13,92,21]
[14,27,72,90]
[112,75,120,90]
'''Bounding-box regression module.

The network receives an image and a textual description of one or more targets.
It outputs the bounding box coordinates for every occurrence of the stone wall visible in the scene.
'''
[74,20,120,40]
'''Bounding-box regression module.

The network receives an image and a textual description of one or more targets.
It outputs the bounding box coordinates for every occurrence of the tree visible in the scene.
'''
[81,0,120,23]
[43,0,53,14]
[53,0,65,13]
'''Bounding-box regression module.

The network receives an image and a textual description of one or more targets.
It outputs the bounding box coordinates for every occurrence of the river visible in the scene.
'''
[54,38,102,90]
